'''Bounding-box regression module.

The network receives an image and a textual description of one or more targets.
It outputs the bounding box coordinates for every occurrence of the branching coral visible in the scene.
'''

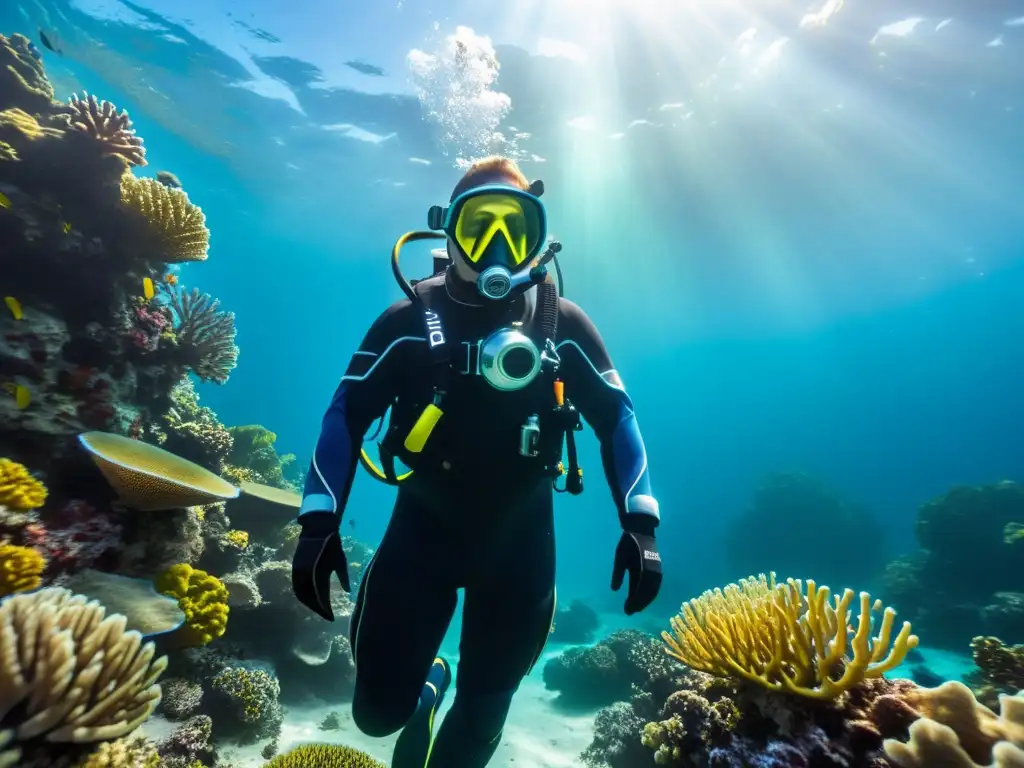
[0,587,167,767]
[66,93,146,168]
[264,744,386,767]
[0,543,44,596]
[661,573,918,700]
[168,287,239,384]
[119,174,209,263]
[154,563,229,646]
[0,458,47,510]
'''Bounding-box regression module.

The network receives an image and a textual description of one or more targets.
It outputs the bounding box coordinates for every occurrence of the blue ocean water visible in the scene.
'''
[3,0,1023,763]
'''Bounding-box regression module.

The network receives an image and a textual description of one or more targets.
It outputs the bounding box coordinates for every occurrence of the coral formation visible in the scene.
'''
[80,431,240,511]
[223,425,292,489]
[158,678,205,721]
[61,568,185,635]
[0,542,44,595]
[883,480,1024,649]
[724,472,887,587]
[167,287,238,384]
[0,457,47,509]
[263,744,387,767]
[663,573,918,699]
[119,175,208,263]
[76,736,160,767]
[0,587,166,767]
[154,715,215,768]
[207,665,283,744]
[66,92,146,168]
[967,636,1024,709]
[155,563,230,646]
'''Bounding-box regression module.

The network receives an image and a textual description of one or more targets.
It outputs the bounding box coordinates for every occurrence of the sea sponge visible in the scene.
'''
[0,587,167,767]
[78,431,240,511]
[66,92,146,167]
[884,681,1024,766]
[154,563,229,647]
[119,174,209,263]
[0,457,47,510]
[263,743,386,767]
[168,287,239,384]
[76,736,160,767]
[662,572,918,700]
[0,543,45,596]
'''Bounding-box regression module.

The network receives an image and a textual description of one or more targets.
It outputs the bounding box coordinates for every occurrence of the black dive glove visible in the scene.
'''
[611,514,663,616]
[291,511,350,621]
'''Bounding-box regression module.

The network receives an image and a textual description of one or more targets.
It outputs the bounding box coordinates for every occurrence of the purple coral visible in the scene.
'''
[168,287,239,384]
[130,301,171,352]
[67,91,147,167]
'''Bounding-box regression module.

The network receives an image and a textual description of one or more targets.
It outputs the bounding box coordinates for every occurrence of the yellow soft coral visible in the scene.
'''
[263,744,386,767]
[662,573,919,700]
[0,544,45,597]
[0,458,47,510]
[225,529,249,549]
[154,563,229,646]
[120,174,209,263]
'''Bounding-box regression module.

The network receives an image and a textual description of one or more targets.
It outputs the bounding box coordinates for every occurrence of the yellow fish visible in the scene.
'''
[14,385,29,409]
[0,192,10,209]
[3,296,22,320]
[62,221,72,234]
[142,277,155,300]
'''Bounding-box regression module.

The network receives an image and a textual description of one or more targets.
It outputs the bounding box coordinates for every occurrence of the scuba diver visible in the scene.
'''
[291,156,663,767]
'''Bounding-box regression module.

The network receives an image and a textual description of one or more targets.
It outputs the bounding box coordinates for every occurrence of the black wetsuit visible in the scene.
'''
[293,271,660,767]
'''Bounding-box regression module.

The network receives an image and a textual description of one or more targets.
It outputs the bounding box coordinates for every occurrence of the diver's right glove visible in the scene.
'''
[291,511,350,620]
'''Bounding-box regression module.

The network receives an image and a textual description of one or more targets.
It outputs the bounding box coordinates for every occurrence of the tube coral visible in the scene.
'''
[154,563,230,647]
[119,174,209,263]
[0,587,167,767]
[661,573,919,700]
[66,92,146,168]
[0,458,47,510]
[168,286,239,384]
[0,543,45,596]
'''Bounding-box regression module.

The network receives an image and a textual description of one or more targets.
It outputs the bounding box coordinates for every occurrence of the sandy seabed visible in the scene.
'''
[143,648,595,768]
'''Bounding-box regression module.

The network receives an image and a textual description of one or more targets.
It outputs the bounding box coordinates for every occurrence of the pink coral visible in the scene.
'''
[28,500,123,573]
[130,302,171,352]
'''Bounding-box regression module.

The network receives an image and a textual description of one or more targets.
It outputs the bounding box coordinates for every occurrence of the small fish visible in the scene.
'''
[38,29,62,55]
[3,296,22,320]
[14,385,30,410]
[26,41,42,61]
[0,192,10,209]
[62,221,72,234]
[348,519,356,528]
[142,277,155,300]
[163,273,178,286]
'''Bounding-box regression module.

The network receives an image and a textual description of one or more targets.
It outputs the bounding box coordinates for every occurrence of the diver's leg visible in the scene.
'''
[427,486,557,767]
[349,491,458,743]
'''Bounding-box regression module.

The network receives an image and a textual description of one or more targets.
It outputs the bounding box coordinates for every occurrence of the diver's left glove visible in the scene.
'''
[292,511,350,621]
[610,514,663,616]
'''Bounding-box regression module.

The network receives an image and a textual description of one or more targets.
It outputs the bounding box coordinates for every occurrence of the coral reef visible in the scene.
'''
[662,572,918,699]
[155,563,230,647]
[154,715,216,768]
[0,32,233,490]
[544,629,685,708]
[0,586,166,767]
[263,743,387,767]
[0,457,47,509]
[883,480,1024,649]
[966,636,1024,709]
[158,677,205,721]
[724,472,887,587]
[207,665,283,744]
[550,598,601,644]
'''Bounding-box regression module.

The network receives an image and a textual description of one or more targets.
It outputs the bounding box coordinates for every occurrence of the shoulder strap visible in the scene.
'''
[412,279,451,395]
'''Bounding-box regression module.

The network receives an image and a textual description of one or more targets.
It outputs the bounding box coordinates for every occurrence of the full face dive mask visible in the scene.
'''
[427,180,548,300]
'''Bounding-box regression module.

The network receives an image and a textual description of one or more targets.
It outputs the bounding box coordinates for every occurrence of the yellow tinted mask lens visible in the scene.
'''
[453,194,541,266]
